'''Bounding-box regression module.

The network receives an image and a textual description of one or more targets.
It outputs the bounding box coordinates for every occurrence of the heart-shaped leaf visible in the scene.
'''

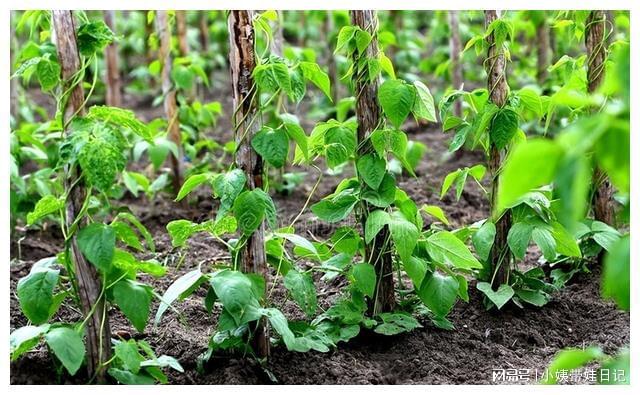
[476,282,514,310]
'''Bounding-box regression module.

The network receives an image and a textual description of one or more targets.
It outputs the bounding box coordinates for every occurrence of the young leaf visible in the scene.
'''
[299,62,332,101]
[44,327,85,376]
[113,280,152,333]
[77,223,116,272]
[176,173,212,201]
[213,169,247,219]
[283,269,318,317]
[489,108,519,150]
[378,79,416,128]
[412,81,437,122]
[476,282,514,310]
[426,231,482,270]
[350,263,376,298]
[155,269,203,324]
[26,195,64,226]
[421,205,450,226]
[356,153,386,190]
[10,324,50,361]
[251,127,289,168]
[418,272,458,317]
[388,211,419,263]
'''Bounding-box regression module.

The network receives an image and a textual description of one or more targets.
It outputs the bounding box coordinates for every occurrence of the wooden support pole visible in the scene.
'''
[484,10,513,290]
[52,10,112,383]
[350,10,395,315]
[449,10,463,117]
[228,10,270,358]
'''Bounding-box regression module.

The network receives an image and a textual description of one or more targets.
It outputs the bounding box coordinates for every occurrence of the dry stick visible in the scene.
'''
[484,10,513,290]
[535,13,550,88]
[350,10,395,315]
[228,10,270,359]
[104,10,122,107]
[52,10,112,383]
[176,10,189,56]
[449,10,463,118]
[156,10,184,195]
[586,11,615,264]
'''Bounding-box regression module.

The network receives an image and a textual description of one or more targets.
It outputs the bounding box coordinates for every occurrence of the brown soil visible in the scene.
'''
[10,73,629,385]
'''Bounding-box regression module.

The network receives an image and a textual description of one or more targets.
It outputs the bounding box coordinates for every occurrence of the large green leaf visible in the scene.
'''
[412,81,437,122]
[17,264,59,325]
[364,210,390,243]
[213,168,246,219]
[388,211,419,263]
[113,280,152,333]
[472,221,496,261]
[489,107,519,150]
[284,269,318,317]
[44,327,85,375]
[378,79,416,128]
[356,153,386,190]
[507,222,533,260]
[324,125,356,168]
[26,195,64,226]
[299,61,332,100]
[10,324,50,361]
[426,231,482,269]
[233,190,266,235]
[251,127,289,168]
[361,173,396,207]
[602,235,629,311]
[311,192,358,223]
[350,263,377,298]
[210,271,258,325]
[77,223,116,272]
[532,227,557,261]
[417,272,458,317]
[497,139,564,213]
[476,282,514,310]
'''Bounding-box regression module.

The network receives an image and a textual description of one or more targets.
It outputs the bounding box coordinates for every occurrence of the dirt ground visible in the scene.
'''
[9,73,630,385]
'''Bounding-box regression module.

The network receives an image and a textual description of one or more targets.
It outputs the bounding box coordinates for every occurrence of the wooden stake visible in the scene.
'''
[156,10,184,194]
[484,10,513,290]
[350,10,395,315]
[586,11,615,238]
[176,11,189,56]
[199,12,210,51]
[52,10,112,383]
[228,10,270,358]
[535,13,550,87]
[449,10,463,118]
[104,10,122,107]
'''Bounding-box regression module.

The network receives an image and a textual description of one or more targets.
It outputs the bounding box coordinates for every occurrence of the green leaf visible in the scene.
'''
[77,20,115,56]
[335,26,356,53]
[374,312,421,335]
[210,271,257,325]
[489,108,519,150]
[515,289,549,307]
[283,269,317,317]
[113,280,152,333]
[602,235,629,311]
[365,210,390,243]
[311,192,358,223]
[108,368,155,385]
[378,79,416,128]
[507,222,533,260]
[27,195,64,226]
[44,327,85,375]
[114,340,144,374]
[324,125,356,168]
[532,227,557,261]
[361,173,396,207]
[10,324,50,361]
[379,52,395,79]
[155,269,203,324]
[472,221,496,261]
[388,211,419,263]
[176,173,212,201]
[281,114,309,160]
[299,62,332,101]
[354,29,372,53]
[498,139,564,213]
[404,256,427,288]
[233,190,270,235]
[251,127,289,168]
[550,221,582,258]
[213,169,246,219]
[78,132,127,192]
[426,231,482,269]
[171,65,194,90]
[421,205,450,225]
[476,282,514,310]
[350,263,376,298]
[357,153,386,190]
[17,265,59,325]
[412,81,437,122]
[440,169,461,199]
[418,272,458,317]
[77,223,116,272]
[36,58,60,91]
[543,347,604,384]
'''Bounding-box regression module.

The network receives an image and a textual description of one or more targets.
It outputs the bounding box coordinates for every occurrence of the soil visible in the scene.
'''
[9,71,630,385]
